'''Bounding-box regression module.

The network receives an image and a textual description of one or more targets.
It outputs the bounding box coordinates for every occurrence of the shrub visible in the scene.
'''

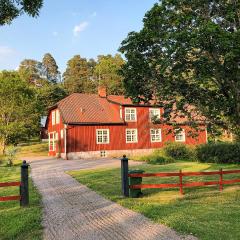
[139,153,174,165]
[196,142,240,164]
[163,142,194,160]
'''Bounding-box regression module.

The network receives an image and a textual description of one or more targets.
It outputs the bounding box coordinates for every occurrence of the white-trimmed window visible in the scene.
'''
[149,108,160,122]
[56,109,60,124]
[126,129,138,143]
[96,129,110,144]
[52,111,55,126]
[49,132,55,151]
[125,108,137,122]
[175,129,185,142]
[150,129,162,142]
[60,129,64,139]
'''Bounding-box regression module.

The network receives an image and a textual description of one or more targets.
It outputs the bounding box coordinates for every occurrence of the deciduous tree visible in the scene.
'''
[119,0,240,138]
[0,0,43,25]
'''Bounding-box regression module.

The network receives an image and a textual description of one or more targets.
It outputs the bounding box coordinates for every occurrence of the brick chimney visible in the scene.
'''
[98,86,107,98]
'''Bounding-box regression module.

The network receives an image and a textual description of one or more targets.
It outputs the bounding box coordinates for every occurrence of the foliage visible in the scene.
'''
[196,142,240,164]
[36,83,67,114]
[5,145,18,166]
[94,54,125,95]
[69,161,240,240]
[119,0,240,138]
[42,53,60,83]
[63,55,97,94]
[18,59,45,86]
[140,153,174,165]
[163,142,194,160]
[0,71,40,154]
[0,0,43,25]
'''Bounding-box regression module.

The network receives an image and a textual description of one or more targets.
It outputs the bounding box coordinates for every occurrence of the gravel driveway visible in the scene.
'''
[29,157,197,240]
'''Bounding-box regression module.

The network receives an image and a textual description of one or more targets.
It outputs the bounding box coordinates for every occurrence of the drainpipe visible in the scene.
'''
[64,124,68,160]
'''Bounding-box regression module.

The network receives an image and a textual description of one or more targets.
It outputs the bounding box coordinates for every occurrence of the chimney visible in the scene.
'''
[98,86,107,98]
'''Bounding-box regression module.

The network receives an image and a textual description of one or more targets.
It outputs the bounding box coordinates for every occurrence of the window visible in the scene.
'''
[125,108,137,121]
[149,108,160,122]
[126,129,138,143]
[120,108,122,119]
[56,109,60,124]
[175,129,185,142]
[150,129,162,142]
[52,111,55,126]
[60,129,64,139]
[49,132,55,151]
[96,129,110,144]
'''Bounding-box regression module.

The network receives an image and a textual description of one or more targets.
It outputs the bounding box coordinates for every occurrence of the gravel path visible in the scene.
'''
[30,158,197,240]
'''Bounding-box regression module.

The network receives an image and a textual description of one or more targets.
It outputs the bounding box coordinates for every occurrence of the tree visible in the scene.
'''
[18,59,45,86]
[94,54,125,95]
[0,0,43,25]
[119,0,240,138]
[42,53,60,84]
[63,55,96,94]
[37,84,67,115]
[0,71,39,154]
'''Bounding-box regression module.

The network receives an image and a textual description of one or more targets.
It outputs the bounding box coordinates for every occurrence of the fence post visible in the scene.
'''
[179,169,184,195]
[20,160,29,207]
[219,168,223,191]
[121,155,129,197]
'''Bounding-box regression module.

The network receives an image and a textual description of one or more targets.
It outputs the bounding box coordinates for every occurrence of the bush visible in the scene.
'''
[196,142,240,164]
[163,142,194,160]
[139,153,174,165]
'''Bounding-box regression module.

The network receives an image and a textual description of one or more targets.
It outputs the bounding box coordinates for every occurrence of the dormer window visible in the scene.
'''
[149,108,160,122]
[52,111,55,126]
[125,108,137,122]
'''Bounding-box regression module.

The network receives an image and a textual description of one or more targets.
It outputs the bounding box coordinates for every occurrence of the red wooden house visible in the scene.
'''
[46,87,207,159]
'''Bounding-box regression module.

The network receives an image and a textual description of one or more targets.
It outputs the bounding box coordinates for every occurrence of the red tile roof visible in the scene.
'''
[57,93,124,124]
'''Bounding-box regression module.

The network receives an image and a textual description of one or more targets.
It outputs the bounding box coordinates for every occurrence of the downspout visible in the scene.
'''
[64,124,68,160]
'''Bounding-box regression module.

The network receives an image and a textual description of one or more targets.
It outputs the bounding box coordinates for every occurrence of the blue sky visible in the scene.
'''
[0,0,157,73]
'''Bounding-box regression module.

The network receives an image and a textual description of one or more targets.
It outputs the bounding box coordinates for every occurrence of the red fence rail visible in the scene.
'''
[0,160,29,206]
[0,181,21,202]
[128,169,240,195]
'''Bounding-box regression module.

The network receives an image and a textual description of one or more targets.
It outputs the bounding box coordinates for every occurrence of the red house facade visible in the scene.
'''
[46,87,207,159]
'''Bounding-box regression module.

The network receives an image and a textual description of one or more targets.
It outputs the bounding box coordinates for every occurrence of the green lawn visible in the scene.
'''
[17,142,48,157]
[69,161,240,240]
[0,163,42,240]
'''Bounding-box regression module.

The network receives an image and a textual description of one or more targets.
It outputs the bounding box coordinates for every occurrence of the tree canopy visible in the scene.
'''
[0,71,39,154]
[0,0,43,25]
[119,0,240,138]
[95,54,125,95]
[42,53,60,84]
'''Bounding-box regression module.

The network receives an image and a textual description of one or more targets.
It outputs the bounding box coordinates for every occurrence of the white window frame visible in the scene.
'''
[149,108,161,122]
[52,111,55,126]
[150,129,162,142]
[56,109,60,124]
[175,129,186,142]
[60,129,64,139]
[48,132,56,151]
[125,108,137,122]
[96,129,110,144]
[126,129,138,143]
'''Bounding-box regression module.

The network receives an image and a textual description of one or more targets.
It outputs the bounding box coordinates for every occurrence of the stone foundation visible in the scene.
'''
[63,148,156,160]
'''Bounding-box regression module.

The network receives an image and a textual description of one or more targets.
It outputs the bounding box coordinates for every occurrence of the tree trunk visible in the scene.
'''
[0,139,6,155]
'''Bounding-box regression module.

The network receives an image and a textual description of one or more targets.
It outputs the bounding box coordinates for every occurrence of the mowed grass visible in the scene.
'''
[69,161,240,240]
[0,163,42,240]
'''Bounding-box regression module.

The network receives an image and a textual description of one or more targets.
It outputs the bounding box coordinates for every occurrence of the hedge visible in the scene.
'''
[196,142,240,164]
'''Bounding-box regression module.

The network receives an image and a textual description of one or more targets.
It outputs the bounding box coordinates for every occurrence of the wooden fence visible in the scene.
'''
[128,169,240,195]
[0,160,29,206]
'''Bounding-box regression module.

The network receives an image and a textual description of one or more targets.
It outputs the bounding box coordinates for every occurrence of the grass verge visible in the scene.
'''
[0,164,42,240]
[69,161,240,240]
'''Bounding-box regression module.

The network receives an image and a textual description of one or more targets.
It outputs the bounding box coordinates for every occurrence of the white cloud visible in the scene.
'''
[73,21,89,37]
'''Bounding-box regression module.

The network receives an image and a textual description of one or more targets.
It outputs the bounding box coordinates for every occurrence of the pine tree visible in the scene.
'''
[42,53,60,84]
[63,55,95,94]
